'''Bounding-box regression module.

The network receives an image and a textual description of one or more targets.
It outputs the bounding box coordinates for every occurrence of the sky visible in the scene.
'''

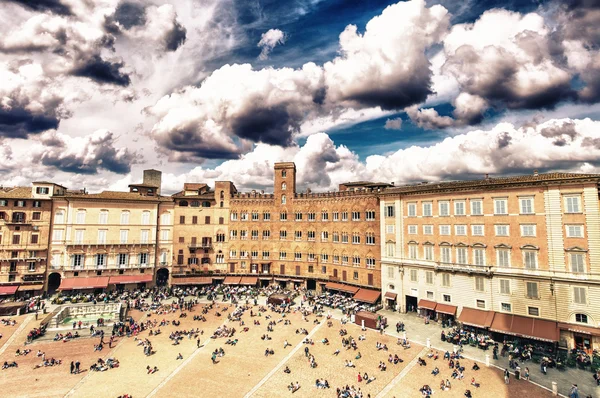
[1,0,600,194]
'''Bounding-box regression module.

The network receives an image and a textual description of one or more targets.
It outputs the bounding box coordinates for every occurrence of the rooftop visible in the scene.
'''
[63,191,172,202]
[0,187,33,199]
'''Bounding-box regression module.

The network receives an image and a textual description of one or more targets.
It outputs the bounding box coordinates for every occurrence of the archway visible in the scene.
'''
[47,272,61,293]
[156,268,169,286]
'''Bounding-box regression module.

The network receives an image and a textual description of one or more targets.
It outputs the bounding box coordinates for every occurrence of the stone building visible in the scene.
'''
[48,171,174,292]
[227,162,385,300]
[0,182,66,297]
[379,172,600,352]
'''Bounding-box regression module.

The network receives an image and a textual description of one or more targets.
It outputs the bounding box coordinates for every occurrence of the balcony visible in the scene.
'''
[188,243,213,250]
[66,240,157,247]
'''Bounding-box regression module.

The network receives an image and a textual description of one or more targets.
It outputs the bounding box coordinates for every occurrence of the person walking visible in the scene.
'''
[493,345,498,360]
[569,384,579,398]
[70,361,74,374]
[504,368,510,384]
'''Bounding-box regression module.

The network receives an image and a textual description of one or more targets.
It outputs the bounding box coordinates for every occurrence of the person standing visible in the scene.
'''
[70,361,74,374]
[493,345,498,360]
[504,368,510,384]
[75,360,80,374]
[569,384,579,398]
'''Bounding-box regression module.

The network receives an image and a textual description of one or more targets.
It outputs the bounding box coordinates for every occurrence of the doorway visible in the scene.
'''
[306,279,316,291]
[574,334,592,354]
[47,272,61,293]
[405,295,418,313]
[156,268,169,286]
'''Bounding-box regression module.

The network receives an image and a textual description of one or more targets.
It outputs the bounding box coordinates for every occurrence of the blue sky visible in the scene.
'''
[1,0,599,193]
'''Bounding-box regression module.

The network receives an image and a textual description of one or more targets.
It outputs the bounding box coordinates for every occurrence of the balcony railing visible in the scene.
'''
[188,243,213,249]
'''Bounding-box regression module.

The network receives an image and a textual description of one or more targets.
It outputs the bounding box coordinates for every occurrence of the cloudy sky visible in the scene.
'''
[1,0,600,194]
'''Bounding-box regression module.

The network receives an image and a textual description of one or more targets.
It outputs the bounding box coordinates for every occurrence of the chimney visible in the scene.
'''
[533,169,539,177]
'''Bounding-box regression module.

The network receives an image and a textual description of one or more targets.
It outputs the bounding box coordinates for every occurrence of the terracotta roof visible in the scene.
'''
[33,181,67,188]
[64,191,172,202]
[171,192,214,199]
[384,172,600,195]
[0,187,33,199]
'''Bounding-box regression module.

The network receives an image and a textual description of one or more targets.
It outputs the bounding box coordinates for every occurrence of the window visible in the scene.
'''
[55,211,64,224]
[280,212,287,221]
[94,254,106,268]
[241,211,248,221]
[455,225,467,236]
[342,255,349,264]
[366,233,375,245]
[295,231,302,241]
[332,232,339,243]
[407,203,416,217]
[473,248,485,266]
[501,303,512,312]
[252,211,259,221]
[139,253,149,266]
[520,197,534,214]
[351,211,360,221]
[425,271,433,284]
[230,230,238,240]
[366,211,375,221]
[36,187,49,194]
[118,229,128,243]
[386,205,395,217]
[422,202,432,216]
[190,216,197,225]
[408,225,417,234]
[0,200,5,206]
[439,225,450,235]
[341,232,348,243]
[424,245,434,261]
[495,225,509,236]
[472,225,484,236]
[263,211,270,221]
[439,201,449,216]
[456,247,467,264]
[353,271,359,280]
[333,255,340,264]
[282,170,287,178]
[441,246,451,263]
[386,225,394,234]
[576,313,588,324]
[475,277,484,291]
[14,200,25,207]
[386,242,395,257]
[31,234,38,244]
[386,266,395,279]
[423,225,433,235]
[574,287,586,304]
[76,210,86,224]
[341,211,348,221]
[570,253,585,273]
[279,251,287,260]
[141,211,150,225]
[205,216,210,224]
[321,253,329,263]
[476,300,486,309]
[454,201,465,215]
[52,229,63,242]
[281,182,286,190]
[470,200,483,215]
[251,250,258,259]
[281,195,286,205]
[322,211,329,221]
[118,253,128,267]
[12,234,20,244]
[263,230,270,240]
[526,282,539,299]
[528,307,540,316]
[333,212,339,221]
[497,249,510,267]
[251,230,259,240]
[520,224,536,237]
[566,225,583,238]
[500,279,510,294]
[426,291,434,299]
[279,230,287,240]
[219,217,224,224]
[120,211,130,225]
[443,294,451,303]
[352,256,360,266]
[72,254,84,268]
[321,231,329,242]
[565,195,581,213]
[306,230,315,241]
[408,244,418,259]
[442,273,450,287]
[230,212,238,221]
[240,230,247,240]
[523,251,537,269]
[74,230,84,244]
[216,233,225,242]
[295,212,302,221]
[179,215,186,224]
[160,229,169,241]
[494,198,508,215]
[410,269,418,282]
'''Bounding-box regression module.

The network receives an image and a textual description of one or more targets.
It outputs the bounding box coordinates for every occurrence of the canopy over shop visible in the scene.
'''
[325,282,360,295]
[171,277,213,286]
[353,288,381,304]
[58,277,110,291]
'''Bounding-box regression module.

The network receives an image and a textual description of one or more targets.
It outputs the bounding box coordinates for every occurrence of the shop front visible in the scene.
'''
[435,303,457,327]
[558,323,600,354]
[384,292,397,310]
[489,313,560,357]
[417,299,437,320]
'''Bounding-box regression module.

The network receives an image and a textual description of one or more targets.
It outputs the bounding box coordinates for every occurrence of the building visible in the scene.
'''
[380,172,600,352]
[48,171,174,292]
[0,182,66,297]
[170,181,236,285]
[227,162,384,300]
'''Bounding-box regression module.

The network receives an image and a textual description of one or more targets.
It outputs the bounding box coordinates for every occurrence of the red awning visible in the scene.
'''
[325,282,360,294]
[418,299,437,311]
[384,292,397,300]
[559,322,600,337]
[58,277,109,291]
[223,276,241,285]
[18,284,44,292]
[109,275,153,285]
[458,307,495,329]
[171,277,213,286]
[0,285,18,295]
[353,288,381,304]
[239,276,258,285]
[435,303,457,316]
[491,313,559,342]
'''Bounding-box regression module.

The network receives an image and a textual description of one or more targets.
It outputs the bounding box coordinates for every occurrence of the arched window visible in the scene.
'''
[281,182,287,190]
[282,170,287,178]
[281,195,286,205]
[220,201,224,208]
[179,200,188,207]
[202,201,211,208]
[190,201,200,207]
[576,313,588,324]
[220,191,224,199]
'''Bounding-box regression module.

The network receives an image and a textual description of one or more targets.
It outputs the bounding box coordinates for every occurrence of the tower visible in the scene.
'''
[274,162,296,206]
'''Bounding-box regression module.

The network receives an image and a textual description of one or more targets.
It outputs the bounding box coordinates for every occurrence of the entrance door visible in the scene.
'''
[405,295,418,313]
[342,270,347,281]
[47,272,61,293]
[368,273,373,286]
[280,264,285,274]
[306,279,316,291]
[333,269,338,278]
[229,263,235,273]
[575,334,592,354]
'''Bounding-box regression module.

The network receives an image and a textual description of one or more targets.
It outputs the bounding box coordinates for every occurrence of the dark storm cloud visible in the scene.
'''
[153,127,241,162]
[72,55,131,86]
[346,78,432,111]
[164,20,187,51]
[230,104,297,147]
[6,0,72,15]
[114,1,147,29]
[540,121,579,139]
[0,107,60,139]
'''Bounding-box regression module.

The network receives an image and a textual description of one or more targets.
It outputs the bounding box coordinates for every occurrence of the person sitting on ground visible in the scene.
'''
[470,377,480,388]
[284,365,291,374]
[464,389,473,398]
[333,349,340,356]
[176,353,183,360]
[472,362,480,371]
[432,367,440,376]
[355,352,361,360]
[418,357,427,366]
[445,379,451,389]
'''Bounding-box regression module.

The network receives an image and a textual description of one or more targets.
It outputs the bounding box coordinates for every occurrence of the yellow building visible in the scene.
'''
[0,182,66,297]
[227,162,385,301]
[380,172,600,352]
[48,170,174,292]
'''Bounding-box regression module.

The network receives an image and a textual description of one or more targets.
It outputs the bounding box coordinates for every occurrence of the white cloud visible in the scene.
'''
[384,118,402,130]
[257,28,285,60]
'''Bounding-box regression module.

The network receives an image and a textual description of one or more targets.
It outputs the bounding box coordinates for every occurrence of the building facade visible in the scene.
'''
[0,182,65,296]
[227,162,384,291]
[48,171,174,292]
[380,172,600,351]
